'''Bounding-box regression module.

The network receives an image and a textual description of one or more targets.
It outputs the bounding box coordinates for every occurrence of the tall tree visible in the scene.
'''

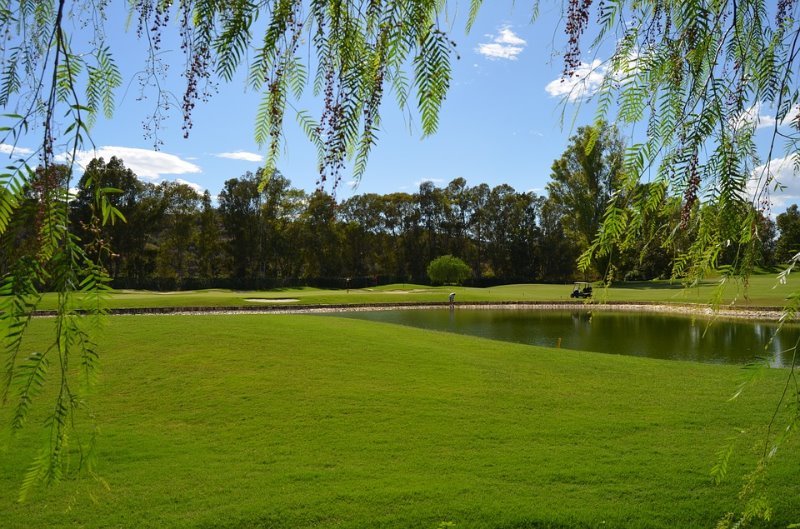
[546,122,625,277]
[72,157,146,278]
[272,187,308,279]
[442,177,470,257]
[466,183,491,278]
[197,190,226,279]
[416,181,447,265]
[381,192,418,279]
[3,164,73,277]
[615,191,684,281]
[154,181,201,282]
[483,185,542,280]
[776,205,800,264]
[218,173,263,279]
[339,193,385,277]
[538,198,578,281]
[259,171,301,279]
[297,190,342,279]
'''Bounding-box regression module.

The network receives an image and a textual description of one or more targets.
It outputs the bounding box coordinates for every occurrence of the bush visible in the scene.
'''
[427,255,472,285]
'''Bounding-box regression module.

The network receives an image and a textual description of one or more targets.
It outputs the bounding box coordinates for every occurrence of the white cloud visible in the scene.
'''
[734,102,800,131]
[545,59,607,101]
[176,178,205,194]
[0,143,33,156]
[477,43,524,61]
[62,146,201,180]
[757,104,799,129]
[216,150,263,162]
[496,27,526,46]
[476,26,526,60]
[750,156,800,210]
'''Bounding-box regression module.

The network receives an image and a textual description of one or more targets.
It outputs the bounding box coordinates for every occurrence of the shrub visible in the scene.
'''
[427,255,472,285]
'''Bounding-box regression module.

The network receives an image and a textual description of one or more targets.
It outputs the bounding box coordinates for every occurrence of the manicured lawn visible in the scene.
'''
[33,271,800,310]
[2,314,798,528]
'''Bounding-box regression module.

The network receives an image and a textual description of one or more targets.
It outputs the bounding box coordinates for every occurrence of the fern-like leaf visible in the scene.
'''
[413,27,452,137]
[11,350,50,432]
[711,439,736,485]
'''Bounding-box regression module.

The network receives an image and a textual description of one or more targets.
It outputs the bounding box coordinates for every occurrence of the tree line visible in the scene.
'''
[1,124,787,291]
[65,156,558,289]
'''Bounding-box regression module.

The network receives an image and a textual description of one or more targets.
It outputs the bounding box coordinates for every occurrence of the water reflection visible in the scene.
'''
[334,309,799,366]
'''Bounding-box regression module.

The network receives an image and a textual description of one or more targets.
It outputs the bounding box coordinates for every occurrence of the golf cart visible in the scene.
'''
[570,281,593,299]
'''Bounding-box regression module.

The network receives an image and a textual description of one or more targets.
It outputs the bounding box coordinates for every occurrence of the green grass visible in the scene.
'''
[2,314,799,528]
[32,271,800,310]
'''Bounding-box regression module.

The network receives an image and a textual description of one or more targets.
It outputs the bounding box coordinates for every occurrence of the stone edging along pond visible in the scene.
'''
[30,300,790,322]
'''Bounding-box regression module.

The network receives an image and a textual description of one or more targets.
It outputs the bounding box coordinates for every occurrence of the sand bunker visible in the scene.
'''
[378,289,434,294]
[244,298,300,303]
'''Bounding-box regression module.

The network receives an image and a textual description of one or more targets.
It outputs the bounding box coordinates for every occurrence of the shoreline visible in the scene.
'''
[84,300,790,322]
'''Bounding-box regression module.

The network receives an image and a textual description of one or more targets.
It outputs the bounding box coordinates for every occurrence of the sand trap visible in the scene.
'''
[244,298,300,303]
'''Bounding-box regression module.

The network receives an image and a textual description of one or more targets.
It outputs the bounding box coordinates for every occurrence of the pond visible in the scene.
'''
[334,308,800,366]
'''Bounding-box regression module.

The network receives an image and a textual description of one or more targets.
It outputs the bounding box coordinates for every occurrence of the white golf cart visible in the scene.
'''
[570,281,593,299]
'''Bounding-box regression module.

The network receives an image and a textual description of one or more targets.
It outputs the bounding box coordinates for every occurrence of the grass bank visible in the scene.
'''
[2,314,798,528]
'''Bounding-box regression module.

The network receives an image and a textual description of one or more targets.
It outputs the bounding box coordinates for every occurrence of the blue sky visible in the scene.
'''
[1,2,798,210]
